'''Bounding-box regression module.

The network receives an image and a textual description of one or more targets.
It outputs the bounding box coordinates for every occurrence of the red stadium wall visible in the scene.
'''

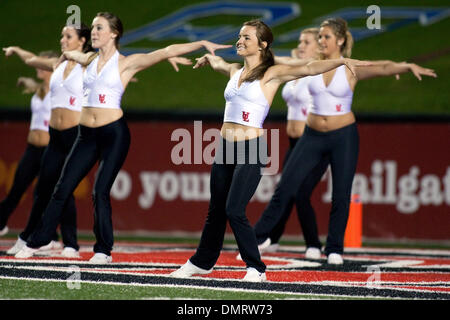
[1,120,449,242]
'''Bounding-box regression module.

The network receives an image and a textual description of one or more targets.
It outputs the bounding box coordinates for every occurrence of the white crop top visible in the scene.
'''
[308,64,353,116]
[281,77,311,121]
[83,50,124,109]
[49,61,83,111]
[30,92,51,132]
[223,68,270,128]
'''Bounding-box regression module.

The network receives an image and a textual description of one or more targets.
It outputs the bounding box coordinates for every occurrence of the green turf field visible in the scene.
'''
[0,0,448,115]
[0,278,346,300]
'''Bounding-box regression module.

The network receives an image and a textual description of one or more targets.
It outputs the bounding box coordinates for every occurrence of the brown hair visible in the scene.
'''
[74,22,95,53]
[320,18,353,58]
[96,12,123,49]
[240,19,274,82]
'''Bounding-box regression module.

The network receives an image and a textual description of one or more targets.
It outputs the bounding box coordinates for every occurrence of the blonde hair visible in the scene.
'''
[320,18,353,58]
[301,27,319,40]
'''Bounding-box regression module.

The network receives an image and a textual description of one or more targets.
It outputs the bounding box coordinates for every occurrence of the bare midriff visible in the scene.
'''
[221,122,264,142]
[306,112,356,132]
[27,130,50,146]
[80,107,123,128]
[49,108,81,130]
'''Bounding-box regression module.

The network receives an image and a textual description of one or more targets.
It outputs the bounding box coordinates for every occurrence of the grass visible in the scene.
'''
[0,278,342,300]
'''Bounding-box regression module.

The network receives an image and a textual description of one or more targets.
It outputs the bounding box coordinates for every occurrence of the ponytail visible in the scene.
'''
[244,47,274,82]
[75,22,95,53]
[342,30,353,58]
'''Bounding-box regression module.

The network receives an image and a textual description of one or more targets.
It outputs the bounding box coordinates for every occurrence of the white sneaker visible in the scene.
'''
[170,260,213,278]
[15,245,39,258]
[236,238,272,260]
[265,243,279,253]
[89,252,112,264]
[327,253,344,265]
[243,267,267,282]
[0,226,9,236]
[61,247,80,258]
[39,240,62,252]
[6,237,27,255]
[258,238,272,254]
[305,247,321,260]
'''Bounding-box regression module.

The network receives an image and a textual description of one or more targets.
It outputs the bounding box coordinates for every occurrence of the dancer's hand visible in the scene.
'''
[3,46,18,57]
[193,53,237,76]
[17,77,38,94]
[407,63,437,80]
[168,56,192,72]
[193,54,212,69]
[202,41,232,56]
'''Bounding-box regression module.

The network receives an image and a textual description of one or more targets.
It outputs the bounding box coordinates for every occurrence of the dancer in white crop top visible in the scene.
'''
[311,18,435,263]
[18,11,232,263]
[0,59,53,237]
[171,19,370,282]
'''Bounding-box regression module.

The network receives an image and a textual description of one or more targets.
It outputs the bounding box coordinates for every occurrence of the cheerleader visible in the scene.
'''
[0,51,55,238]
[171,19,370,281]
[252,18,436,265]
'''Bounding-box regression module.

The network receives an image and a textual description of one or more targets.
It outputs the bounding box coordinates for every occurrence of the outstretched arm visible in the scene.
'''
[265,58,371,84]
[3,46,57,71]
[3,46,35,62]
[193,53,241,77]
[355,60,437,81]
[60,50,98,67]
[274,55,314,67]
[17,77,40,94]
[121,40,232,77]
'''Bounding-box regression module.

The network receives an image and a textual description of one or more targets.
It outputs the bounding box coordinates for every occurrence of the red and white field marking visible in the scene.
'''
[1,239,449,299]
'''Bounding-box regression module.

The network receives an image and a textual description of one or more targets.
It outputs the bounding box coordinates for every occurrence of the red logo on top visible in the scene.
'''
[69,96,76,106]
[336,104,342,112]
[301,107,307,116]
[242,111,250,122]
[99,94,106,104]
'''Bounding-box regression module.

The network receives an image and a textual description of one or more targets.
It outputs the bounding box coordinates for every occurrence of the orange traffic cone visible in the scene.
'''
[344,194,363,248]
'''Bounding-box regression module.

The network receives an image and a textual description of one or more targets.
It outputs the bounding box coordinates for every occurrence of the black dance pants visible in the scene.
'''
[254,123,359,255]
[190,136,268,273]
[28,118,130,255]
